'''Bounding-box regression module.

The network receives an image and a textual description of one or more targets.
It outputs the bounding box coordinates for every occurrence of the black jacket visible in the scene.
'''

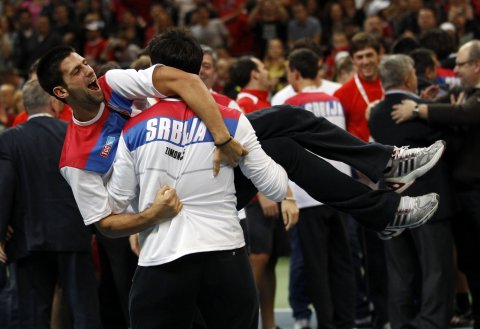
[427,87,480,191]
[0,116,91,261]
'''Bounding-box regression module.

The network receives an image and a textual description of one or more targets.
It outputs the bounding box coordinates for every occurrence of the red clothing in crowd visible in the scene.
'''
[12,105,73,126]
[334,75,383,142]
[236,89,270,114]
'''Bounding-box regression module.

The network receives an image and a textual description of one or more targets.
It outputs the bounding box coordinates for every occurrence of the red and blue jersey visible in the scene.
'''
[59,68,162,175]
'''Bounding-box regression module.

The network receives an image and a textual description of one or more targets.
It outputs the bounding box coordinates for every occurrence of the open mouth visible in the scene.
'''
[88,80,100,91]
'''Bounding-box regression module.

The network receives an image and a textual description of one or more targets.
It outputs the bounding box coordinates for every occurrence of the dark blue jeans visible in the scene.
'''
[288,225,312,321]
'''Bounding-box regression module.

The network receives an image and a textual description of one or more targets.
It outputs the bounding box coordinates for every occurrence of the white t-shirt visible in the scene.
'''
[271,79,341,106]
[107,99,288,266]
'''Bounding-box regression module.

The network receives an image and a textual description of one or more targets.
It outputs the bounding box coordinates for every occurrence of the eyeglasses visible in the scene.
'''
[455,59,476,68]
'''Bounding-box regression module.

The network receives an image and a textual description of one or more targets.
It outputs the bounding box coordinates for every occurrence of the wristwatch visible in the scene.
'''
[412,105,420,118]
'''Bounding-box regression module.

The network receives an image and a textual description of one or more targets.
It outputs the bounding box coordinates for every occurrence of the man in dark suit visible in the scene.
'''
[369,54,455,329]
[391,40,480,329]
[0,79,102,329]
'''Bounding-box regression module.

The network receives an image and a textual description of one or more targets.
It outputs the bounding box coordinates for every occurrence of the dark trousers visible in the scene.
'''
[288,225,313,322]
[298,206,356,329]
[96,234,137,328]
[363,228,389,329]
[15,251,101,329]
[129,247,258,329]
[234,106,401,231]
[386,221,454,329]
[456,190,480,329]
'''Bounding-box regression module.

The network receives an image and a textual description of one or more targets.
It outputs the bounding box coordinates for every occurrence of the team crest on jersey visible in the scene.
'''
[100,136,116,158]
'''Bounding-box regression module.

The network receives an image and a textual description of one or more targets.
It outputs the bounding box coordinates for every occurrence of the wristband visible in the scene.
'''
[214,135,233,147]
[284,197,296,201]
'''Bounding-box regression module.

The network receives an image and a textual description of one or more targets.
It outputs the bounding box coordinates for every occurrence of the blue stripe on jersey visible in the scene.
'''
[123,116,239,152]
[85,111,128,174]
[108,90,134,115]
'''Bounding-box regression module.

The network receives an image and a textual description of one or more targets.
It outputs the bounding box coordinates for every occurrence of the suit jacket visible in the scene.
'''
[0,116,91,261]
[369,90,454,221]
[427,87,480,190]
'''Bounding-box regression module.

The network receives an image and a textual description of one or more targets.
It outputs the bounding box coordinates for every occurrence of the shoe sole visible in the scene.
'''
[377,227,405,240]
[385,140,446,194]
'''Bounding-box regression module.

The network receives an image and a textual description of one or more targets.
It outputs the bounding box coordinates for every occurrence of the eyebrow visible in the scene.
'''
[68,63,83,76]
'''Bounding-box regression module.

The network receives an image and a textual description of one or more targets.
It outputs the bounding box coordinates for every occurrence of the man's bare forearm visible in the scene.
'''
[152,66,231,143]
[95,208,168,239]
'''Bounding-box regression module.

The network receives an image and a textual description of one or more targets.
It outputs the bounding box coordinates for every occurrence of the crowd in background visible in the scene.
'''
[1,0,480,329]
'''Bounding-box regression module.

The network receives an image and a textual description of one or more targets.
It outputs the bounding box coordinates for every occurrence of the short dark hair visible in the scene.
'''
[288,49,319,79]
[229,57,258,89]
[419,29,456,61]
[291,38,323,58]
[349,32,380,56]
[147,29,203,74]
[37,46,75,100]
[409,48,436,77]
[391,36,420,55]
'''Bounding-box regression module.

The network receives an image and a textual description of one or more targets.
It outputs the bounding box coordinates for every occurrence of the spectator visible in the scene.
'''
[144,3,173,46]
[288,2,321,49]
[0,79,101,329]
[200,45,241,110]
[190,5,231,51]
[51,3,81,50]
[390,40,480,329]
[369,54,455,329]
[263,38,288,93]
[283,48,356,329]
[417,6,438,38]
[83,18,108,69]
[248,0,289,58]
[230,55,296,329]
[11,8,36,78]
[0,15,13,68]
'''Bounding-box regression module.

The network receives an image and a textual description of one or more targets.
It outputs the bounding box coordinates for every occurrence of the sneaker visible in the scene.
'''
[294,318,312,329]
[384,140,446,193]
[378,193,439,240]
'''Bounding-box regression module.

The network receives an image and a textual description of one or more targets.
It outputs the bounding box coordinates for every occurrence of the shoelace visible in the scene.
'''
[393,145,421,160]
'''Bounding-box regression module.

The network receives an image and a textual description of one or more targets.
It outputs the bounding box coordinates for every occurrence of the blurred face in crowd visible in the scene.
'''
[36,15,51,36]
[332,32,349,50]
[293,4,308,23]
[0,84,15,110]
[18,11,33,30]
[54,5,70,25]
[417,8,437,31]
[454,43,480,91]
[266,39,284,60]
[364,16,383,38]
[352,47,380,81]
[199,53,217,89]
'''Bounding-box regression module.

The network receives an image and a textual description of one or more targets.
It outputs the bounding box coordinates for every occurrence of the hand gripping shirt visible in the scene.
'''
[60,65,165,225]
[107,99,288,266]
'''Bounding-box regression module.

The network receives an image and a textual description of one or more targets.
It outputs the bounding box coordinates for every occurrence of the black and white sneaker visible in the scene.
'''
[384,140,446,193]
[378,193,439,240]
